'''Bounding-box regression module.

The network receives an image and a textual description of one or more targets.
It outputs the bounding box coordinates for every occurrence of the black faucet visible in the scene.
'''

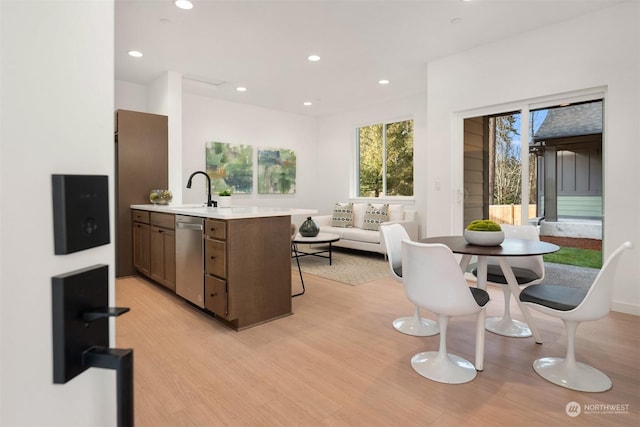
[186,171,216,207]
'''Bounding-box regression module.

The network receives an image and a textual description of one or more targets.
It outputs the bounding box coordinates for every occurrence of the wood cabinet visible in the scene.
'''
[132,209,175,291]
[204,219,227,280]
[132,210,150,275]
[205,273,228,318]
[204,219,228,317]
[149,213,176,291]
[115,110,168,277]
[134,207,292,330]
[203,216,292,330]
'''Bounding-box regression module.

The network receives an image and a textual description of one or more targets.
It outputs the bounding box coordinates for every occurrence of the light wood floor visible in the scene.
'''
[116,273,640,426]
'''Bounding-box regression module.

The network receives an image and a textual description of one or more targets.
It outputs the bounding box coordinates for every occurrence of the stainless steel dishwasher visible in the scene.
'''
[175,215,205,308]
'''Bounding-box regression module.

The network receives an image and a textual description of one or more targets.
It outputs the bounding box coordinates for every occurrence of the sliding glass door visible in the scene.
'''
[462,99,603,232]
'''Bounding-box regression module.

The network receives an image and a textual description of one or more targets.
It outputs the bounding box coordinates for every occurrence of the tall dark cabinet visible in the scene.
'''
[115,110,168,277]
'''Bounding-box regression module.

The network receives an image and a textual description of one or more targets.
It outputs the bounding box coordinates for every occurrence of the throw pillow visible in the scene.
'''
[362,203,389,231]
[352,203,367,228]
[388,204,405,222]
[331,203,354,227]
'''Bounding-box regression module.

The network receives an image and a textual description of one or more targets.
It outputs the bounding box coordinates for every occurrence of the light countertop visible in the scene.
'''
[131,204,317,220]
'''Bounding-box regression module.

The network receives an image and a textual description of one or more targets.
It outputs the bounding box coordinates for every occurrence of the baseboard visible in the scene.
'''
[612,300,640,316]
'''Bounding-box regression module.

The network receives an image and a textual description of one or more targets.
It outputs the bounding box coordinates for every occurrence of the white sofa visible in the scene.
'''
[312,203,418,254]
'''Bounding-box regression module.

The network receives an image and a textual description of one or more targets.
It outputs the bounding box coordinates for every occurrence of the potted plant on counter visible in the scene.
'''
[218,189,232,208]
[464,219,504,246]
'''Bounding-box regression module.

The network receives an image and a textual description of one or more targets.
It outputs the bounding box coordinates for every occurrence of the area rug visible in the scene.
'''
[292,245,390,286]
[291,246,597,289]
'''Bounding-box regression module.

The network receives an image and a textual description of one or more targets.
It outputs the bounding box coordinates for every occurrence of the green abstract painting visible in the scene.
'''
[205,141,253,193]
[257,148,296,194]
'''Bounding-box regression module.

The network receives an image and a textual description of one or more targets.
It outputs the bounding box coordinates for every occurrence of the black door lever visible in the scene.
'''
[83,347,134,427]
[52,265,134,427]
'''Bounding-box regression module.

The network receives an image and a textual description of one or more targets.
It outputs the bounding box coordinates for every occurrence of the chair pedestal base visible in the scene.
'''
[411,351,477,384]
[485,317,532,338]
[393,317,439,337]
[533,357,612,392]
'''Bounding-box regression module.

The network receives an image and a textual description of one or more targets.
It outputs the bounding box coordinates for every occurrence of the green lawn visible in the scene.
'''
[543,247,602,269]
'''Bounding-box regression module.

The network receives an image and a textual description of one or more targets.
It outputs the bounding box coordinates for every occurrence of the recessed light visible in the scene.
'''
[128,50,143,58]
[175,0,193,10]
[303,102,312,106]
[378,79,390,85]
[236,87,247,92]
[307,55,321,62]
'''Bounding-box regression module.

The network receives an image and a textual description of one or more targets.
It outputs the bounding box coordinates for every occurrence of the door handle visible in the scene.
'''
[176,222,203,231]
[52,265,134,427]
[83,347,134,427]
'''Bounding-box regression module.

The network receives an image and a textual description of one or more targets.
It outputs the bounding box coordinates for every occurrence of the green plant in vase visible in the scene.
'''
[466,219,502,232]
[218,189,232,207]
[464,219,504,246]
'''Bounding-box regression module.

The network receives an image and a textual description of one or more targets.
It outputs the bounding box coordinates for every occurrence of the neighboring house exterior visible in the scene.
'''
[530,101,603,221]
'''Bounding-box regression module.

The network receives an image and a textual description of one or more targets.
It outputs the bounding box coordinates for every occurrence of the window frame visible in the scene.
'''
[454,87,606,231]
[354,117,415,200]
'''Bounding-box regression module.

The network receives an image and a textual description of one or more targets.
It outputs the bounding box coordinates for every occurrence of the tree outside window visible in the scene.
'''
[357,119,413,197]
[490,114,521,205]
[489,112,541,207]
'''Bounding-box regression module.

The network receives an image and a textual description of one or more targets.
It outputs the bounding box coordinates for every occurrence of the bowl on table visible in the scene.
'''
[463,229,505,246]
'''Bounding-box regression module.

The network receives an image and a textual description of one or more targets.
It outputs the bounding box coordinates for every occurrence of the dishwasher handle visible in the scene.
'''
[176,221,203,231]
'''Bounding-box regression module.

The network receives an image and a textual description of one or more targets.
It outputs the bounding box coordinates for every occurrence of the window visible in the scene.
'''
[357,119,414,197]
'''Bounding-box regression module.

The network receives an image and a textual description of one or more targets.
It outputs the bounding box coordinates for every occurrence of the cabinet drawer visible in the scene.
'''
[205,239,226,278]
[205,276,228,317]
[150,212,174,229]
[132,209,150,224]
[205,219,226,240]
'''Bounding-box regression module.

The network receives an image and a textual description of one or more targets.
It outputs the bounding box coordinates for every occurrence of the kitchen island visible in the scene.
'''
[130,204,316,330]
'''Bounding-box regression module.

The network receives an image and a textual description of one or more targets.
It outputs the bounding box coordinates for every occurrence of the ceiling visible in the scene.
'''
[115,0,621,117]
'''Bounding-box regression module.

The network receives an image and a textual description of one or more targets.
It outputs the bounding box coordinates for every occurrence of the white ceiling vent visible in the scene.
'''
[182,75,227,96]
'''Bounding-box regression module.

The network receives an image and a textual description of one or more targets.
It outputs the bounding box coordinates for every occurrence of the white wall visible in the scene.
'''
[1,1,117,426]
[425,2,640,314]
[116,80,427,226]
[114,83,318,224]
[180,92,318,223]
[114,80,147,112]
[147,72,184,204]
